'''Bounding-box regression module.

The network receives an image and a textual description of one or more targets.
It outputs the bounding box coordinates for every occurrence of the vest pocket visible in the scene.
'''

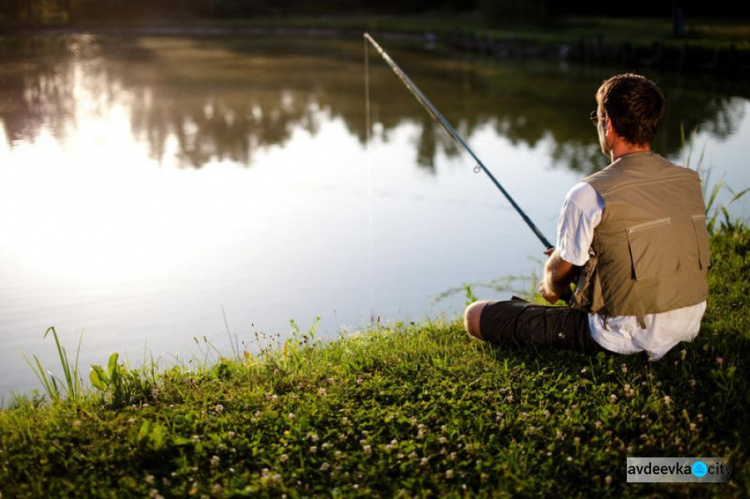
[692,214,711,269]
[626,217,678,280]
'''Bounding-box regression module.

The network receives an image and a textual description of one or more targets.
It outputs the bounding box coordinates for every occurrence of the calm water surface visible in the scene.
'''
[1,34,748,398]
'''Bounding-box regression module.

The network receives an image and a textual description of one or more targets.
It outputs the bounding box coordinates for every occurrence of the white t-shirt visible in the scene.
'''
[557,182,706,361]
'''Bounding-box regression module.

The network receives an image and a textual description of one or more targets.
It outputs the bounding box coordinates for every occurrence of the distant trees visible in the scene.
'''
[0,0,72,24]
[478,0,558,26]
[1,0,748,26]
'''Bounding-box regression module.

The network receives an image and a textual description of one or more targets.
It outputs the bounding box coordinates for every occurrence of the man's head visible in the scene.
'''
[596,73,665,147]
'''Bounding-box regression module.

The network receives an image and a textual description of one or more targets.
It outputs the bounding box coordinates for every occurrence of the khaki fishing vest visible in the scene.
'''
[572,152,709,323]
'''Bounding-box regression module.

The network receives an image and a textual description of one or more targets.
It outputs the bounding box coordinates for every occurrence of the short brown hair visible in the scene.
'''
[596,74,665,146]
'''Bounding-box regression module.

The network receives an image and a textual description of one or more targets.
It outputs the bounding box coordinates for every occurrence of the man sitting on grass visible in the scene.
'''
[464,73,710,360]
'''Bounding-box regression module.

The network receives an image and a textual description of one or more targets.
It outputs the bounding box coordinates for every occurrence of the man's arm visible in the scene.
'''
[539,248,579,304]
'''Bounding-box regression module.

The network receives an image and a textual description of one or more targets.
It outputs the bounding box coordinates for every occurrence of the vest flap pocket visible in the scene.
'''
[626,218,678,281]
[692,214,710,269]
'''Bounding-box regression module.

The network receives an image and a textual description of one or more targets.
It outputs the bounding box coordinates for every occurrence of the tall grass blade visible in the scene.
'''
[728,185,750,204]
[222,305,240,361]
[74,329,84,396]
[44,327,80,399]
[23,353,60,402]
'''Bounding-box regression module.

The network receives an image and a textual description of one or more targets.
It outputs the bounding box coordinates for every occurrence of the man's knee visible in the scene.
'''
[464,300,492,340]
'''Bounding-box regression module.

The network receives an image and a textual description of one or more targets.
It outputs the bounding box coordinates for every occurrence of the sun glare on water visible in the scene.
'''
[0,61,262,289]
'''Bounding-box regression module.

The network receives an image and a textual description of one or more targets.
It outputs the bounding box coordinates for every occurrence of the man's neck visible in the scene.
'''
[610,142,651,162]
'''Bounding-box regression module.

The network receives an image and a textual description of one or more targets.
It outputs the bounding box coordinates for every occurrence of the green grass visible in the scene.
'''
[0,222,748,496]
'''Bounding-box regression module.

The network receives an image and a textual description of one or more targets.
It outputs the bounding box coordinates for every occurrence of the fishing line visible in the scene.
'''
[364,36,375,324]
[363,33,553,250]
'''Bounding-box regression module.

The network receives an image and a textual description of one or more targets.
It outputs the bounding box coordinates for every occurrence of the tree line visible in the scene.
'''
[1,0,748,26]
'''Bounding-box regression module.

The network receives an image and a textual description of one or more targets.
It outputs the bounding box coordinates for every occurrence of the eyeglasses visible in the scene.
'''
[589,110,600,126]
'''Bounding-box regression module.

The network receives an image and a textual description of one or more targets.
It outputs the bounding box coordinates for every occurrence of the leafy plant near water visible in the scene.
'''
[89,352,153,408]
[1,223,747,496]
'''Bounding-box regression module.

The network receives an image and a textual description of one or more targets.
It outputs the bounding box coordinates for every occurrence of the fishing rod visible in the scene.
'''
[363,33,553,250]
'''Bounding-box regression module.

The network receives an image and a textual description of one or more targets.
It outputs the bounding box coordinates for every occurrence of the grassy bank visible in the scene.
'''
[0,223,747,496]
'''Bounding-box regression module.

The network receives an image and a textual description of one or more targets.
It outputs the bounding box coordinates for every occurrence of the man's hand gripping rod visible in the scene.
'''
[364,33,553,250]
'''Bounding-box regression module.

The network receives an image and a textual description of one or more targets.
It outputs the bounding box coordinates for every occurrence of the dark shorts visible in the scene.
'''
[479,296,606,353]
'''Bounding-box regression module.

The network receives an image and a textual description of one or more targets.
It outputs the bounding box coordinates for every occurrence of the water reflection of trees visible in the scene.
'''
[1,35,748,173]
[0,36,80,145]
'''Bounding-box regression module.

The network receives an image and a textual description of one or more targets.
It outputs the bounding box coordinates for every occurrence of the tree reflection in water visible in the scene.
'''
[0,34,748,173]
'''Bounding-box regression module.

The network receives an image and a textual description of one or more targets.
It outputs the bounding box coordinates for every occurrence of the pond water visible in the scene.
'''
[1,33,748,399]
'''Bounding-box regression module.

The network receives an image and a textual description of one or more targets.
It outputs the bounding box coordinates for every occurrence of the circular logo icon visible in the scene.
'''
[692,461,708,478]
